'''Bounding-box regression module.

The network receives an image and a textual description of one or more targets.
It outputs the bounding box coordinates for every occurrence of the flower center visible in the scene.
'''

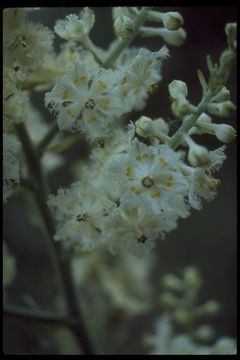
[141,176,154,188]
[137,234,147,244]
[84,98,96,110]
[76,213,89,222]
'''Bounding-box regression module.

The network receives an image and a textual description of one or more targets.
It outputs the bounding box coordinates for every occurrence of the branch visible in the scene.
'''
[3,302,76,327]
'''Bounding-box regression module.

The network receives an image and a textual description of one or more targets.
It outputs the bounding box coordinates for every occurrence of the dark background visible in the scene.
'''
[3,7,236,354]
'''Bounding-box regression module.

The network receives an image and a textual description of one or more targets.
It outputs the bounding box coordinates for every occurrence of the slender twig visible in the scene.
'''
[36,123,59,158]
[3,302,76,327]
[168,90,213,150]
[15,122,95,355]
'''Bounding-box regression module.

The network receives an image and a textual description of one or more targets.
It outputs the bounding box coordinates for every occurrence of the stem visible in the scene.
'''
[103,7,150,68]
[82,36,103,65]
[3,302,76,327]
[168,90,213,150]
[36,123,59,158]
[15,123,95,355]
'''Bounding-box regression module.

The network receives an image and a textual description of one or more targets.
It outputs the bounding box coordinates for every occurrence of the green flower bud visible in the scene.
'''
[169,80,188,100]
[211,86,230,103]
[194,325,215,342]
[200,300,221,315]
[171,98,194,117]
[146,10,184,31]
[214,123,236,143]
[160,291,178,308]
[183,134,209,167]
[174,308,192,325]
[207,101,236,117]
[183,266,202,289]
[225,22,237,49]
[161,274,183,291]
[162,12,184,31]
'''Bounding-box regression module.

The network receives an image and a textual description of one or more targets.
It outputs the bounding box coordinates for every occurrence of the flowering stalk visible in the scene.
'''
[15,122,94,355]
[168,90,213,150]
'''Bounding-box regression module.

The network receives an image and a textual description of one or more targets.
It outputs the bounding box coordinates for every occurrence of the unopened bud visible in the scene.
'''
[160,292,178,307]
[162,12,184,31]
[200,300,221,315]
[114,15,135,40]
[194,325,215,342]
[169,80,188,99]
[183,134,209,167]
[211,87,230,103]
[135,116,154,137]
[214,123,236,143]
[135,116,169,140]
[183,266,202,289]
[171,98,195,117]
[207,101,236,117]
[147,10,183,31]
[162,274,183,291]
[174,308,192,325]
[225,22,237,49]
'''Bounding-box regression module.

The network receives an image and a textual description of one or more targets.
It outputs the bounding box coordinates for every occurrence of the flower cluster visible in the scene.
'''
[46,8,236,256]
[145,267,236,355]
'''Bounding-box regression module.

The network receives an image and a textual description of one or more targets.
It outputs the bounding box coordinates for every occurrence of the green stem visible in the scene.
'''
[103,7,150,68]
[15,123,95,355]
[3,302,76,327]
[168,90,213,150]
[36,123,59,158]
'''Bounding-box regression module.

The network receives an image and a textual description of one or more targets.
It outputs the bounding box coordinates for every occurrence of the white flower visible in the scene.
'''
[104,203,165,256]
[48,181,115,251]
[3,8,54,81]
[45,61,125,141]
[181,146,226,210]
[117,46,169,111]
[3,75,30,129]
[108,138,189,217]
[54,8,95,41]
[3,133,21,203]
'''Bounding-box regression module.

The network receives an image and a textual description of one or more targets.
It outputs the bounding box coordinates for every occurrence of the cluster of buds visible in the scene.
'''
[167,76,236,167]
[160,267,220,339]
[113,7,186,46]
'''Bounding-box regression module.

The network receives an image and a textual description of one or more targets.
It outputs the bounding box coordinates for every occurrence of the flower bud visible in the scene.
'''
[114,15,135,40]
[225,22,237,49]
[161,274,183,291]
[200,300,221,315]
[174,308,192,325]
[211,86,230,103]
[160,292,178,307]
[171,98,195,118]
[194,325,215,342]
[169,80,188,99]
[183,266,202,289]
[183,134,209,167]
[135,116,169,140]
[214,124,236,143]
[153,118,169,135]
[207,101,236,117]
[135,116,154,137]
[147,10,183,31]
[162,12,184,31]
